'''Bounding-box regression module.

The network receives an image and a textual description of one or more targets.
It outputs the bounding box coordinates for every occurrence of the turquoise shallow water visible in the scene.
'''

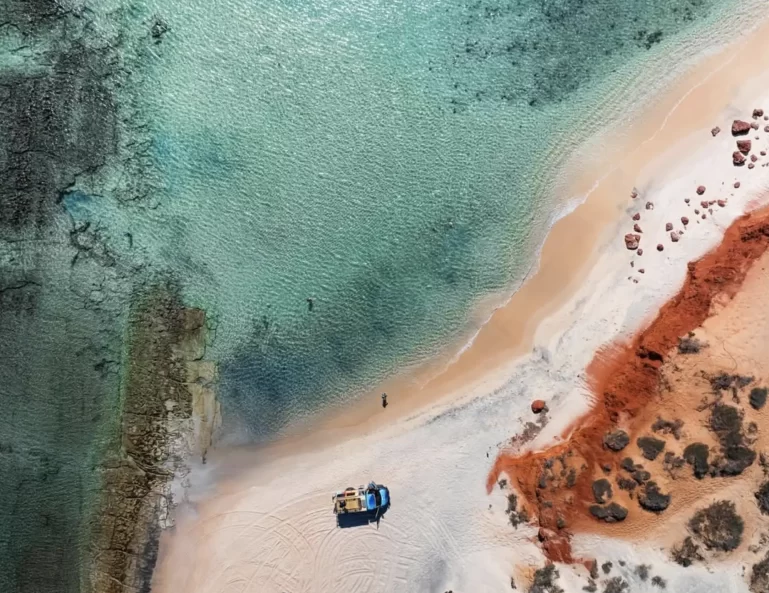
[0,1,746,588]
[66,0,732,439]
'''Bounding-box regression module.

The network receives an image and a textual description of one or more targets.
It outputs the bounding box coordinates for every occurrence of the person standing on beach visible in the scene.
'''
[381,393,388,408]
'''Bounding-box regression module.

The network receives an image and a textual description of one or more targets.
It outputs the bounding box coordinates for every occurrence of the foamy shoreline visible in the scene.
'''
[153,14,769,593]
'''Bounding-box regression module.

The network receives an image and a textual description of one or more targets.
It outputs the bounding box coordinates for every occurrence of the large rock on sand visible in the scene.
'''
[732,120,751,136]
[737,139,752,154]
[624,234,640,250]
[733,151,746,166]
[531,399,547,414]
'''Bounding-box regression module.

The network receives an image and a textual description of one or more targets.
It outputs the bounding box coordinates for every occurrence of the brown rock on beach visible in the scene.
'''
[718,199,726,207]
[665,222,673,231]
[734,151,746,166]
[732,120,751,135]
[696,185,706,195]
[670,232,680,242]
[634,224,643,233]
[754,108,765,119]
[734,181,741,188]
[625,234,641,250]
[737,139,752,154]
[531,400,547,414]
[657,243,664,252]
[681,216,689,226]
[632,213,641,221]
[711,126,721,136]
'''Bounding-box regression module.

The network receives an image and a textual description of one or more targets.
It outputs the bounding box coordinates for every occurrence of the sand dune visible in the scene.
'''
[153,17,769,593]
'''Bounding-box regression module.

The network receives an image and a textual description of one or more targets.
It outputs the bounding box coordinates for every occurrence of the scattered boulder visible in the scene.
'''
[604,430,630,452]
[752,121,760,130]
[665,222,673,231]
[685,198,690,204]
[711,126,721,136]
[765,125,769,133]
[755,482,769,515]
[592,478,613,503]
[531,399,547,414]
[738,139,752,154]
[696,185,706,195]
[630,189,638,199]
[734,151,747,166]
[670,232,680,243]
[637,436,666,461]
[657,244,664,252]
[632,212,641,221]
[638,268,645,274]
[752,154,759,162]
[749,163,755,169]
[749,387,767,410]
[732,120,751,135]
[734,181,741,188]
[689,500,743,551]
[717,199,726,207]
[637,248,643,256]
[633,223,642,233]
[638,481,671,512]
[681,216,689,226]
[589,502,628,523]
[646,202,654,210]
[683,443,709,479]
[624,234,640,250]
[753,108,764,119]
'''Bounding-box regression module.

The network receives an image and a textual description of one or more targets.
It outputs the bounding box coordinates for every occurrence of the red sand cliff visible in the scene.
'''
[488,206,769,563]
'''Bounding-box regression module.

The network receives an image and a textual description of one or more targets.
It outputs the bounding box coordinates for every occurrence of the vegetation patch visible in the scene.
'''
[529,564,563,593]
[672,536,703,567]
[689,500,744,552]
[637,436,666,460]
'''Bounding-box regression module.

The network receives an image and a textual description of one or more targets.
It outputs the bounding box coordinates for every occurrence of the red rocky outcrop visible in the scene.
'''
[732,120,751,135]
[625,234,641,250]
[737,139,752,154]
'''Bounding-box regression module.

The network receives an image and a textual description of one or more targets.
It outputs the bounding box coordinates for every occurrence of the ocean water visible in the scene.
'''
[0,0,748,590]
[95,0,731,439]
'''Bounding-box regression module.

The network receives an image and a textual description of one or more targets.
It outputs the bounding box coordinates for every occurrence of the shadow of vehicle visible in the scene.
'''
[336,502,391,528]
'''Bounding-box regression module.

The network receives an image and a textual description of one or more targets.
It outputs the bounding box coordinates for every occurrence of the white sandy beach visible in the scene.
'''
[152,16,769,593]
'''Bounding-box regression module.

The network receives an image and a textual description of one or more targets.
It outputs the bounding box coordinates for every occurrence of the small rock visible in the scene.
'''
[637,248,643,256]
[632,212,641,221]
[665,222,673,231]
[531,399,547,414]
[696,185,706,195]
[684,198,690,204]
[737,139,752,154]
[711,126,720,137]
[765,125,769,133]
[702,213,707,219]
[630,189,638,199]
[701,200,709,208]
[752,121,760,130]
[634,223,642,233]
[749,163,755,169]
[681,216,689,225]
[639,268,645,274]
[754,108,765,119]
[763,151,767,156]
[694,209,700,214]
[657,244,664,252]
[670,232,679,242]
[604,430,631,452]
[732,120,751,135]
[717,199,726,207]
[734,181,741,188]
[733,151,746,166]
[645,202,654,210]
[752,154,759,162]
[624,234,641,250]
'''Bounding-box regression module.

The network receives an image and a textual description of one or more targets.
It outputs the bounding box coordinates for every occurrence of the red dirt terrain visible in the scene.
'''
[488,206,769,564]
